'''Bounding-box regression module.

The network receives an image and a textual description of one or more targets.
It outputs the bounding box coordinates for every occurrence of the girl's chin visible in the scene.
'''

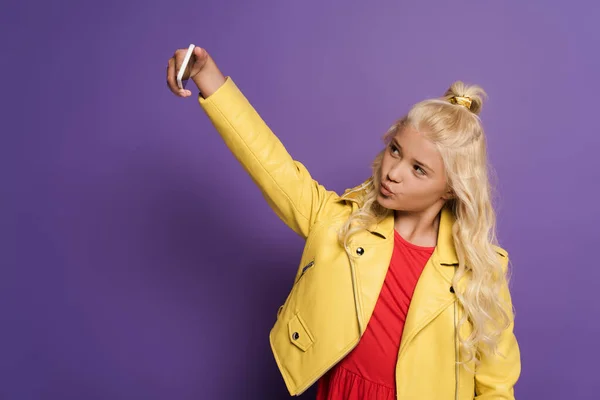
[376,193,395,208]
[377,194,407,212]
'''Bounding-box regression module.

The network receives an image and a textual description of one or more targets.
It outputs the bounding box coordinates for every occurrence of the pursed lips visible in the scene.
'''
[380,181,395,195]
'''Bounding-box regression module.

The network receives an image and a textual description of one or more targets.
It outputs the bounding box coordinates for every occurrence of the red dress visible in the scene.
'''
[316,230,435,399]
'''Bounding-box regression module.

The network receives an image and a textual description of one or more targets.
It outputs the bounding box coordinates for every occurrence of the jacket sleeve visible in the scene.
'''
[474,255,522,399]
[198,77,340,239]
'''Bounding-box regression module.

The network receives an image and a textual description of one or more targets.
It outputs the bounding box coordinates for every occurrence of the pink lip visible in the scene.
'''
[380,182,394,196]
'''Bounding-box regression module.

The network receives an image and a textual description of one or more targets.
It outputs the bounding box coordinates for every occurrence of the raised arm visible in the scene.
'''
[166,46,342,238]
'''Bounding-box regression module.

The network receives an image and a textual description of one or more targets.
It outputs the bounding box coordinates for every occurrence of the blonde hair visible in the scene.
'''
[338,81,512,367]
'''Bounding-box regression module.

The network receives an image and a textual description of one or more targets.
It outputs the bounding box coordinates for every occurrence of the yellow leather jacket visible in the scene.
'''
[198,77,521,399]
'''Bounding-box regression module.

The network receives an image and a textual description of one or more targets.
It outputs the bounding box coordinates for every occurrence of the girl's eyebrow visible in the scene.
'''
[392,139,435,173]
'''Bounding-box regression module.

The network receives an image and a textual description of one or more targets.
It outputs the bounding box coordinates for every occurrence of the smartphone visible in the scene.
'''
[177,44,196,90]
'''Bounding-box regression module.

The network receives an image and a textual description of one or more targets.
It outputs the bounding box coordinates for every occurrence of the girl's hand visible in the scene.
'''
[166,46,226,98]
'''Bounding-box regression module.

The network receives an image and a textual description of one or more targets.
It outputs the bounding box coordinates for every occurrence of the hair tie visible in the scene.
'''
[449,95,472,110]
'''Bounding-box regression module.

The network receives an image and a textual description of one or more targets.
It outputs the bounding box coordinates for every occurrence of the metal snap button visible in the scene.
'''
[292,332,300,340]
[356,247,364,255]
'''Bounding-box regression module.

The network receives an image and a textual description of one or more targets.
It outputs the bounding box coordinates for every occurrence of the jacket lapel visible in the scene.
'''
[397,205,458,360]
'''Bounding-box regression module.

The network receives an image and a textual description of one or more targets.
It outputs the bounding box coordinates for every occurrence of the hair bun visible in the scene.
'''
[444,81,487,116]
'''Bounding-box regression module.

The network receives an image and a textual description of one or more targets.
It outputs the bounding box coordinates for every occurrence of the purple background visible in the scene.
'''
[2,0,599,399]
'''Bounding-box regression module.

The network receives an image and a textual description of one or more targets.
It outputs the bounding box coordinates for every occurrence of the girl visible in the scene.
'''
[166,46,521,400]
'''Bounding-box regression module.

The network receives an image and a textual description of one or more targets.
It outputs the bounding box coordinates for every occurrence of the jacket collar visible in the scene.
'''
[371,205,459,266]
[339,180,459,266]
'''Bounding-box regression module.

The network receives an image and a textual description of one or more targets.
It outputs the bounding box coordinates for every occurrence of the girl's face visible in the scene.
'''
[377,125,451,212]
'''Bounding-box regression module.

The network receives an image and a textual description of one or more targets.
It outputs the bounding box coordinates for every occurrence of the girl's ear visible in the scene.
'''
[442,188,455,200]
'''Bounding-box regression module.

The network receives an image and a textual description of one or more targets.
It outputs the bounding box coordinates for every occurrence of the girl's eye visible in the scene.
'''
[389,144,400,156]
[414,165,426,176]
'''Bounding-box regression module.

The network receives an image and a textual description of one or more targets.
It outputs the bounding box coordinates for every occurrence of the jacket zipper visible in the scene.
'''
[300,260,314,276]
[454,300,459,400]
[346,246,365,334]
[295,260,315,283]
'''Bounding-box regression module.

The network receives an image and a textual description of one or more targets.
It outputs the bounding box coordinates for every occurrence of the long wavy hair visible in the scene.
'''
[338,81,512,367]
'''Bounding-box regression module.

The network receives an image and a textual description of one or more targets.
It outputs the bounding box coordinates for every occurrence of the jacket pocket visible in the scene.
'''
[288,313,315,352]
